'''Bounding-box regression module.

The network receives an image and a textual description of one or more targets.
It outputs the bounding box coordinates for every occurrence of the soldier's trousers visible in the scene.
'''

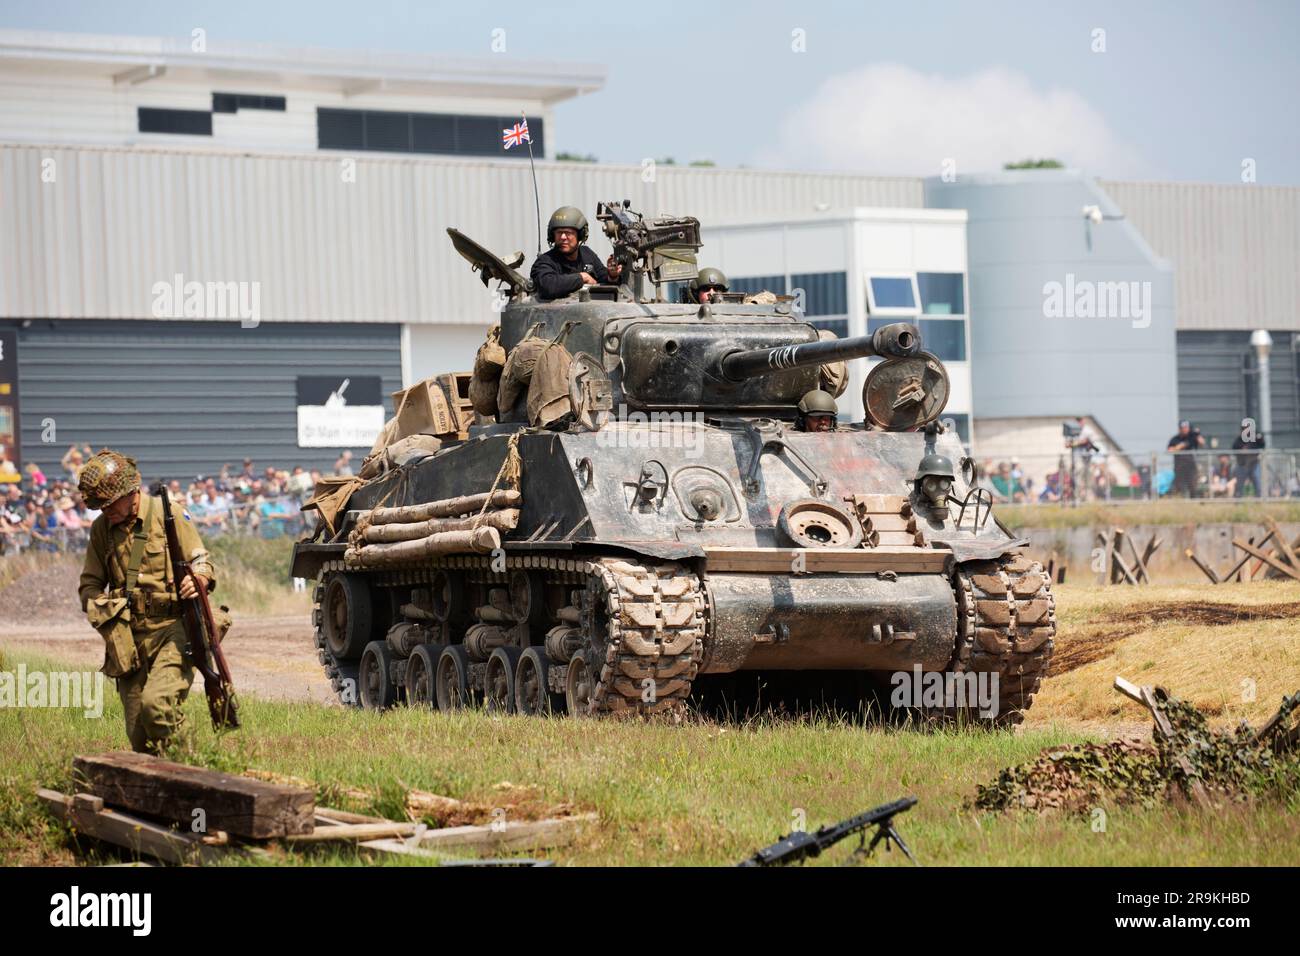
[115,618,194,753]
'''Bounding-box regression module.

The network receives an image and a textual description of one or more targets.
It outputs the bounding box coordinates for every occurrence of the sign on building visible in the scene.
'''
[0,331,20,483]
[296,375,384,448]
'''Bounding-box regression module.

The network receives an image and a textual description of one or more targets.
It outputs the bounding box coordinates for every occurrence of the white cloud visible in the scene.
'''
[762,64,1141,177]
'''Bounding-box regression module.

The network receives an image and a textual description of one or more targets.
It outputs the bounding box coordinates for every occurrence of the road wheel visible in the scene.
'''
[484,646,523,713]
[322,573,373,661]
[566,652,595,717]
[516,647,564,716]
[358,640,398,710]
[405,644,440,708]
[435,645,475,711]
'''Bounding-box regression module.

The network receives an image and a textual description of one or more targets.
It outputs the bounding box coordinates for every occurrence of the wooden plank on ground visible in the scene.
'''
[72,752,314,839]
[1264,518,1300,573]
[283,821,419,844]
[363,813,596,856]
[1110,680,1211,809]
[703,546,948,575]
[1185,549,1221,584]
[1233,538,1300,583]
[38,788,227,865]
[1125,534,1150,584]
[315,807,391,825]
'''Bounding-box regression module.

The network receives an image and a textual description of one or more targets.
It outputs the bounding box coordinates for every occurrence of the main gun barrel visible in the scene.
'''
[718,321,920,382]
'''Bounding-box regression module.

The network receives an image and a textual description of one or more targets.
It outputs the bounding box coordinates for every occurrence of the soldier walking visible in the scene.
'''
[77,449,218,753]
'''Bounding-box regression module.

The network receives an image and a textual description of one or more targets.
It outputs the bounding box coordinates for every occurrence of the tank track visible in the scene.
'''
[949,554,1056,726]
[311,554,705,717]
[312,578,360,706]
[583,559,705,718]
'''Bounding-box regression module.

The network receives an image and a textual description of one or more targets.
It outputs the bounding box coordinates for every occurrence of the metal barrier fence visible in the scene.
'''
[973,449,1300,504]
[0,494,312,556]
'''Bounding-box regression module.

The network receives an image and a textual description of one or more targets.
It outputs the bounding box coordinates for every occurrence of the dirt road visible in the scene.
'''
[0,613,333,704]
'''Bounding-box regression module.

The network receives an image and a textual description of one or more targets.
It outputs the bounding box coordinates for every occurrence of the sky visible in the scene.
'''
[4,0,1298,183]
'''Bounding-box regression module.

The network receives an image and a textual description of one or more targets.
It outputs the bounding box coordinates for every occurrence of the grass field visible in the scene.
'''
[3,577,1299,867]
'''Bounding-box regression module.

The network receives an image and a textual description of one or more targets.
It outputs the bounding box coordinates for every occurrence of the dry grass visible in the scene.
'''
[1028,581,1300,727]
[1000,499,1300,530]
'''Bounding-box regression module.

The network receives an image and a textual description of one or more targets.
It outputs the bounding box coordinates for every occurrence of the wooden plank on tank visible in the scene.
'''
[703,547,948,574]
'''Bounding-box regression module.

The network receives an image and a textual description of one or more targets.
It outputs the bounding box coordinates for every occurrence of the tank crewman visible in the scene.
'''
[530,206,624,301]
[796,389,839,432]
[77,449,218,753]
[687,267,729,304]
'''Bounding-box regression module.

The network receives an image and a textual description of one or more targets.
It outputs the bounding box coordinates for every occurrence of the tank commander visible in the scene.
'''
[796,389,839,432]
[530,206,624,301]
[687,267,729,304]
[77,449,218,753]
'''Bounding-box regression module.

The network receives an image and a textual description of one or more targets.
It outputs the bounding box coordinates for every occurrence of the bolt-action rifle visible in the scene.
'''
[152,482,239,730]
[739,796,918,866]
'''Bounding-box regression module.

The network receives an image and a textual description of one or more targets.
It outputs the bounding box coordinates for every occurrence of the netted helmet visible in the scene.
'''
[77,448,141,509]
[547,206,589,243]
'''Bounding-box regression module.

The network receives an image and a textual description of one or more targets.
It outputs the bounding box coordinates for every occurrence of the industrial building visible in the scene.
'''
[1,29,1296,485]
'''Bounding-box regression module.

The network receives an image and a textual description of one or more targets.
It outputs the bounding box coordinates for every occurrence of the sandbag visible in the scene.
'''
[497,335,551,416]
[384,434,442,467]
[527,343,574,427]
[817,329,849,398]
[470,326,507,417]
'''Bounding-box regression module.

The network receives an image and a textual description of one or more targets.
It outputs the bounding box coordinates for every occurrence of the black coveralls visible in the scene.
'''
[530,246,611,301]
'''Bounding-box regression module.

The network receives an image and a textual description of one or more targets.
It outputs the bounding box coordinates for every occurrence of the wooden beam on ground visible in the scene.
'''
[1185,548,1221,584]
[1263,518,1300,573]
[1111,529,1129,584]
[1125,533,1151,584]
[1141,534,1162,569]
[38,788,227,865]
[362,813,596,857]
[1233,538,1300,583]
[283,821,419,844]
[315,807,391,825]
[1111,679,1211,808]
[72,752,314,839]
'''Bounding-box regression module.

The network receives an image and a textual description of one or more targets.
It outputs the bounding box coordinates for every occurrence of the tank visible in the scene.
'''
[290,203,1055,725]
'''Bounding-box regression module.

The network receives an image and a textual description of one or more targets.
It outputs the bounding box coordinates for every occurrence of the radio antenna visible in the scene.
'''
[523,110,542,254]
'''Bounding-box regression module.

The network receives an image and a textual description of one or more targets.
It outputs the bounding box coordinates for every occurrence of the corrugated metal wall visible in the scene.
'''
[1177,329,1300,449]
[10,319,401,481]
[0,143,922,325]
[1101,180,1300,332]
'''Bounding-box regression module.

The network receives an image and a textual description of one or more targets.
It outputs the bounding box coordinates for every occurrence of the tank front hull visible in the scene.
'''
[704,572,957,673]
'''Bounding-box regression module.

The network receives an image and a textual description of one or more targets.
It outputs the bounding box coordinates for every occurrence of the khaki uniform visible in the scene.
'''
[79,494,217,753]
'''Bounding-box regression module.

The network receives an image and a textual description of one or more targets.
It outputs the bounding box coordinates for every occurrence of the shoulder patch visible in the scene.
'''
[182,510,193,521]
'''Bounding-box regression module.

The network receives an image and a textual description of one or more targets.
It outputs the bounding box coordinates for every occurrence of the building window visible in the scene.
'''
[790,271,847,317]
[917,272,965,315]
[212,92,286,113]
[138,108,213,136]
[870,316,966,361]
[918,318,967,362]
[812,319,849,338]
[867,276,918,313]
[728,275,785,297]
[317,108,545,157]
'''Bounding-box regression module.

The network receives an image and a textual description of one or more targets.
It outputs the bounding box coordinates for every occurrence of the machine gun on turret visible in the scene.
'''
[596,200,701,302]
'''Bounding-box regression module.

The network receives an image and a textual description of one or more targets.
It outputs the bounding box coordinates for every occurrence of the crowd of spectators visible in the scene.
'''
[1,444,328,555]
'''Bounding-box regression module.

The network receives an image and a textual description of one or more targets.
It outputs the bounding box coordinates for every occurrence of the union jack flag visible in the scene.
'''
[502,119,530,149]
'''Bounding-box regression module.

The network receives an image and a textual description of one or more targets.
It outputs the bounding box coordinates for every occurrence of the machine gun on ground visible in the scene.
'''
[596,200,701,301]
[153,482,239,731]
[739,796,919,866]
